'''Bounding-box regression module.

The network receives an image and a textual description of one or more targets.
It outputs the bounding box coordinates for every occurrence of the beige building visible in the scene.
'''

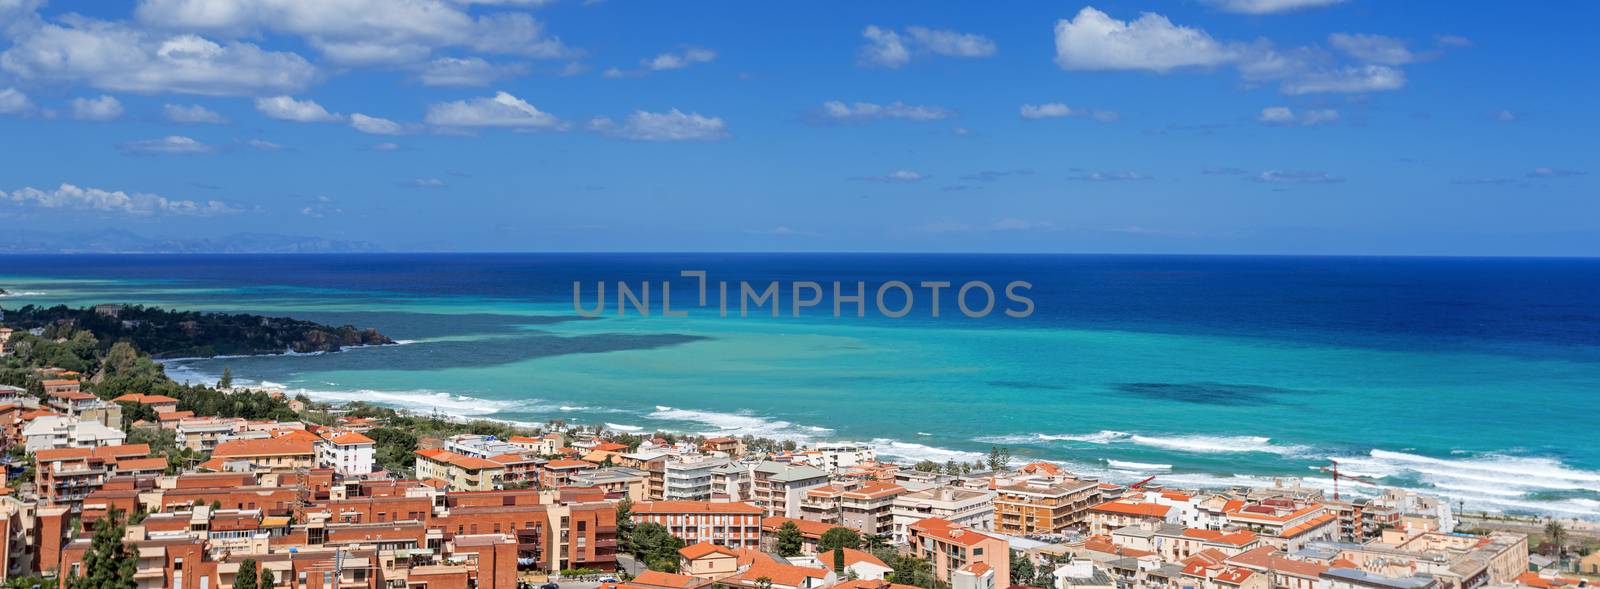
[994,478,1101,535]
[415,449,506,492]
[892,486,995,544]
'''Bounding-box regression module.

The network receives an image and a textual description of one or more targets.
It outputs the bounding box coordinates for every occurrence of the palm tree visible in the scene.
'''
[1544,520,1568,565]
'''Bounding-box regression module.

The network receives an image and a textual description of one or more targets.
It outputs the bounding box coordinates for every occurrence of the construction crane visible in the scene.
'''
[1130,475,1157,489]
[1316,459,1377,501]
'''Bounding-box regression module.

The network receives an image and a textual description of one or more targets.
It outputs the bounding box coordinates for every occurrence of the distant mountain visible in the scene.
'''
[0,229,385,254]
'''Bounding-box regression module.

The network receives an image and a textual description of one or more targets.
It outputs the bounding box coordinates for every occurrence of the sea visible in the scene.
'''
[1,253,1597,519]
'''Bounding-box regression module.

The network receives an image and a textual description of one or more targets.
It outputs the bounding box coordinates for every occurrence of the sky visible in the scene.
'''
[0,0,1595,255]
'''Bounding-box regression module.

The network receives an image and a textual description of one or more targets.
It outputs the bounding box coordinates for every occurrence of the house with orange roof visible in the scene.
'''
[953,560,996,589]
[541,458,598,488]
[908,518,1010,589]
[811,548,893,581]
[722,549,834,589]
[995,478,1103,535]
[678,542,741,580]
[415,449,505,491]
[800,480,906,537]
[1224,502,1337,551]
[1224,546,1330,589]
[316,431,376,476]
[761,516,835,554]
[111,393,180,414]
[1087,499,1175,535]
[212,435,316,471]
[631,570,714,589]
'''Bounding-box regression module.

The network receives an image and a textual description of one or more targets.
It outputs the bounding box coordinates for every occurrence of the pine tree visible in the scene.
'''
[261,568,277,589]
[235,559,258,589]
[68,508,136,589]
[219,368,233,389]
[834,547,846,574]
[776,521,804,557]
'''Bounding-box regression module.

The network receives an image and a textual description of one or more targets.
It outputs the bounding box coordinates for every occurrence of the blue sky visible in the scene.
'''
[0,0,1595,255]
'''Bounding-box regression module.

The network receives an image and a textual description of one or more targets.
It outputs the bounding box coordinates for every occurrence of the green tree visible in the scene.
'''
[818,527,861,553]
[1010,550,1035,587]
[776,521,805,557]
[987,446,1002,471]
[218,368,233,389]
[235,559,258,589]
[67,508,136,589]
[630,522,685,572]
[261,568,276,589]
[617,497,637,554]
[834,547,846,574]
[1544,520,1568,562]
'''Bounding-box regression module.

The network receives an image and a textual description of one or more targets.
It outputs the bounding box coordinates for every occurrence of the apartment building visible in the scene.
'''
[994,478,1102,535]
[211,435,317,472]
[1224,500,1337,552]
[907,517,1010,589]
[665,456,731,501]
[20,415,126,451]
[315,431,376,476]
[892,486,995,544]
[631,501,765,549]
[799,480,904,537]
[751,461,829,518]
[416,449,507,491]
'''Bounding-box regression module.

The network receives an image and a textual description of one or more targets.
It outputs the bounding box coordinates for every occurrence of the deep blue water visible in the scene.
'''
[2,253,1597,518]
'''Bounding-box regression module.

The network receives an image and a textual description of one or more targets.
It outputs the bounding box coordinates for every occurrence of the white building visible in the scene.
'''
[793,442,877,474]
[318,431,376,476]
[665,455,730,501]
[21,415,127,451]
[891,486,996,544]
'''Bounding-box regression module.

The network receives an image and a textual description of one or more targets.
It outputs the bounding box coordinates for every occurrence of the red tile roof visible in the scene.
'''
[679,541,740,560]
[213,436,315,458]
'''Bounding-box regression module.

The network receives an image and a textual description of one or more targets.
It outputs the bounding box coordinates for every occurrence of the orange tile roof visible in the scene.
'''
[962,562,991,575]
[679,541,740,560]
[763,516,835,538]
[213,436,315,458]
[415,449,504,471]
[1215,568,1255,585]
[34,447,92,462]
[819,548,887,569]
[115,457,169,471]
[545,459,596,469]
[634,501,763,515]
[41,380,80,387]
[1020,462,1063,476]
[1090,500,1172,517]
[592,442,628,452]
[328,432,375,445]
[50,390,96,400]
[908,517,1000,547]
[729,550,829,588]
[1279,514,1336,538]
[632,571,707,589]
[93,444,152,460]
[842,481,905,500]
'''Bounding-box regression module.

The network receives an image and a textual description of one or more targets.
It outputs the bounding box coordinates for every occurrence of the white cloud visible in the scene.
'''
[1053,7,1411,96]
[243,138,282,150]
[414,57,527,86]
[1257,106,1338,126]
[1279,64,1404,95]
[905,26,996,58]
[588,109,728,141]
[134,0,573,65]
[255,95,342,122]
[71,95,123,121]
[1203,0,1345,14]
[821,100,953,122]
[1069,170,1151,181]
[854,169,925,183]
[1019,102,1119,122]
[120,135,217,155]
[164,103,228,124]
[1054,7,1236,72]
[370,142,401,151]
[1328,33,1414,65]
[859,25,994,68]
[2,182,237,216]
[407,177,446,188]
[424,91,563,129]
[1527,167,1585,179]
[0,87,32,114]
[0,18,316,96]
[644,47,715,71]
[1255,170,1342,184]
[350,113,405,135]
[859,26,909,68]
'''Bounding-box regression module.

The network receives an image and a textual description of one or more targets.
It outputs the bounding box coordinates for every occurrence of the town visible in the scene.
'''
[0,318,1595,589]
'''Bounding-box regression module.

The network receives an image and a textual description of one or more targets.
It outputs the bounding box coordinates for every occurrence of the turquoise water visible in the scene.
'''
[1,254,1597,519]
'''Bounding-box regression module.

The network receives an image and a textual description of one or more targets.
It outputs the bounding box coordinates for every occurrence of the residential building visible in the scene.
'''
[665,456,731,501]
[907,517,1010,589]
[316,431,375,476]
[20,415,126,451]
[892,486,995,544]
[631,501,764,549]
[800,480,904,537]
[210,435,317,471]
[751,461,830,518]
[995,478,1103,535]
[679,542,741,581]
[416,449,506,491]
